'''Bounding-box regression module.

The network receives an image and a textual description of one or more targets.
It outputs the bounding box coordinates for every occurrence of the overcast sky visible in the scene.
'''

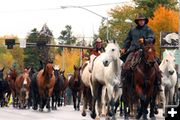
[0,0,133,39]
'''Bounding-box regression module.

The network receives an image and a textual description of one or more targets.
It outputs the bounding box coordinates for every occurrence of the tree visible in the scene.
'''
[58,25,77,45]
[99,5,141,47]
[24,28,41,70]
[148,5,178,56]
[0,37,14,73]
[54,48,80,76]
[133,0,178,17]
[38,24,54,63]
[57,25,77,54]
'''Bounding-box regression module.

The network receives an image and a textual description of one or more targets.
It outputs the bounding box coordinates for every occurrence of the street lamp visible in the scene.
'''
[61,5,109,41]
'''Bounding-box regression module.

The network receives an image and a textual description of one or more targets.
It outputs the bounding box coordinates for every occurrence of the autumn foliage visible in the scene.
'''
[148,5,178,56]
[54,48,81,76]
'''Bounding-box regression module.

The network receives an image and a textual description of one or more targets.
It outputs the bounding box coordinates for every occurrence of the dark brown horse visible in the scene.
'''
[133,44,159,120]
[58,69,68,106]
[36,62,55,112]
[68,65,82,110]
[122,43,160,120]
[5,68,17,107]
[52,66,68,110]
[15,68,31,109]
[0,67,11,107]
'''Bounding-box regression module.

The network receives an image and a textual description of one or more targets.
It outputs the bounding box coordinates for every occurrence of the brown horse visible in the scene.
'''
[58,69,68,106]
[52,65,68,110]
[5,68,17,107]
[132,44,160,120]
[68,65,82,110]
[15,68,31,109]
[122,43,161,120]
[36,62,55,112]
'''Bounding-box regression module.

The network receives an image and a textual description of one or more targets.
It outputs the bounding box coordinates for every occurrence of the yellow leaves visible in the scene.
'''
[54,48,81,76]
[0,52,14,68]
[148,5,178,55]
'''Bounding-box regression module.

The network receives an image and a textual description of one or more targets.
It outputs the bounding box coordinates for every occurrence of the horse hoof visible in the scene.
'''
[162,113,166,117]
[107,111,114,117]
[33,106,38,110]
[47,109,51,112]
[136,113,142,119]
[154,110,158,114]
[105,117,110,120]
[95,116,100,120]
[39,108,43,112]
[120,112,124,116]
[81,111,86,116]
[151,116,156,120]
[149,113,155,118]
[124,115,129,120]
[112,116,116,120]
[143,114,148,120]
[90,112,96,119]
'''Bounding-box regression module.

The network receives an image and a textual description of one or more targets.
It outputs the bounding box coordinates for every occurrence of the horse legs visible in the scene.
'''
[72,91,77,110]
[90,81,101,119]
[95,84,103,120]
[82,87,88,116]
[149,88,158,119]
[101,86,107,116]
[169,87,175,104]
[106,84,115,117]
[77,90,81,111]
[136,98,149,120]
[51,95,56,110]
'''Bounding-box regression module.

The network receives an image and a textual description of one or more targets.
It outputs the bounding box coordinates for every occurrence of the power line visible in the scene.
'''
[75,2,133,7]
[0,2,133,13]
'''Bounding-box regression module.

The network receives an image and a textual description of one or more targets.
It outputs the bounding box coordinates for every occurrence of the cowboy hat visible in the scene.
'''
[96,38,102,42]
[134,14,149,24]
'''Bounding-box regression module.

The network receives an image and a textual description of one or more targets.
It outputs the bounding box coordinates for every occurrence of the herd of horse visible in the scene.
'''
[0,41,179,120]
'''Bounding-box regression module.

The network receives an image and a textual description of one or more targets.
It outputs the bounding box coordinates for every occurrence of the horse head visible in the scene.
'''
[53,65,61,80]
[143,43,156,65]
[5,68,17,83]
[22,68,31,86]
[73,65,81,82]
[160,49,176,75]
[102,41,120,67]
[60,70,66,79]
[43,63,54,79]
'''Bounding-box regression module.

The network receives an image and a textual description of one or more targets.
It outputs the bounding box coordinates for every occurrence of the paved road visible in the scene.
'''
[0,105,165,120]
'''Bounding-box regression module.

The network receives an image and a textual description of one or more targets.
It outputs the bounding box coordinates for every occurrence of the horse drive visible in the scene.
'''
[0,13,179,120]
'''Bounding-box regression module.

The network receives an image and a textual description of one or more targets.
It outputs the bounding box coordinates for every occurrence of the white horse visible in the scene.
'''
[159,49,177,115]
[90,41,123,120]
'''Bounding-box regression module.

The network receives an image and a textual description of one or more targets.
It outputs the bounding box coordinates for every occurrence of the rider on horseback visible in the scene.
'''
[120,13,162,118]
[121,13,161,78]
[91,37,105,56]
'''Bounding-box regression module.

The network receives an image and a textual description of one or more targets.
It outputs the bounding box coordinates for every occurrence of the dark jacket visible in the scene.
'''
[123,25,155,52]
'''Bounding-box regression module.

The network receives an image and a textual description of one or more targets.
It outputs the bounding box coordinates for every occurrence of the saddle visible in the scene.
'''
[123,49,143,71]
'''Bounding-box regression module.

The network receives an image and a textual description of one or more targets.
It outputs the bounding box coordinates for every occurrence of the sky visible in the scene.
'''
[0,0,133,40]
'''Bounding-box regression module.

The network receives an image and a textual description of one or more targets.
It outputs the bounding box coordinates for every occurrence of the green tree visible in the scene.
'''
[99,5,141,47]
[58,25,77,45]
[24,28,41,70]
[133,0,178,17]
[57,25,77,55]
